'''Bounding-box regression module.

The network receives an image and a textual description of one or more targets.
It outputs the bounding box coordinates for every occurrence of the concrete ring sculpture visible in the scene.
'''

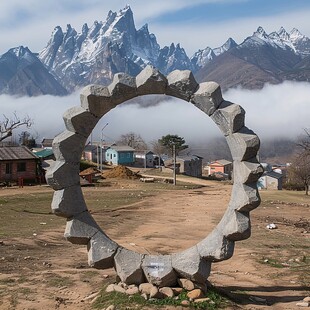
[46,65,263,287]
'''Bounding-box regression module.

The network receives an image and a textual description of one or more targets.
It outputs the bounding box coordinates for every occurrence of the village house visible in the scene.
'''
[0,146,41,185]
[105,145,135,165]
[258,170,283,190]
[164,155,203,177]
[134,151,155,168]
[40,138,53,149]
[205,159,233,179]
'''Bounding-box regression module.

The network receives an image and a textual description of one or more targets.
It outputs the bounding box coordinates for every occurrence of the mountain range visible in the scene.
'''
[1,5,310,97]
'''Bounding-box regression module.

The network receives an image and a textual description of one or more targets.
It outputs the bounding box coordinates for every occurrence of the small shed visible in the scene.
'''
[258,171,283,190]
[0,146,40,184]
[134,151,154,168]
[105,145,135,165]
[165,155,203,177]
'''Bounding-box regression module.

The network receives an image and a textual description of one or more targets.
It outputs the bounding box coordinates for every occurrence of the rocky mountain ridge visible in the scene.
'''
[1,5,310,96]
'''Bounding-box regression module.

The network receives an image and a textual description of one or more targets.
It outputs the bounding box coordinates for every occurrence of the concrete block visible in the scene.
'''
[88,231,119,269]
[220,210,251,241]
[114,247,145,285]
[80,85,115,118]
[51,184,87,217]
[166,70,198,101]
[230,183,261,212]
[197,229,235,262]
[52,130,87,163]
[63,106,99,138]
[211,101,245,136]
[46,161,80,190]
[226,127,260,161]
[172,246,211,284]
[136,65,167,95]
[233,159,264,184]
[64,211,100,244]
[191,82,223,116]
[108,73,137,105]
[142,255,177,287]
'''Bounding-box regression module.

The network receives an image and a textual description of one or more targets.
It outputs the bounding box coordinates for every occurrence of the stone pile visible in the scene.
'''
[106,278,213,305]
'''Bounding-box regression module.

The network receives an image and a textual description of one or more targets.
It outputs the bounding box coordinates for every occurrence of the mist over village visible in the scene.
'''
[0,1,309,309]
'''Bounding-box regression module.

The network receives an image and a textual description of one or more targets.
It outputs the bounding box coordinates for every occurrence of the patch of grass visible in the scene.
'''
[93,290,148,309]
[0,191,63,237]
[260,189,310,204]
[0,278,16,285]
[46,275,74,288]
[93,286,225,310]
[79,270,99,282]
[261,257,285,268]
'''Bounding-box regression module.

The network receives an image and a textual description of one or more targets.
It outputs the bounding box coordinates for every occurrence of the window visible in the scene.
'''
[127,153,130,158]
[17,162,26,172]
[5,163,12,174]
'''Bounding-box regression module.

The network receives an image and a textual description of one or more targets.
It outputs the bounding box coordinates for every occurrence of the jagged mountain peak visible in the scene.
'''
[213,37,237,56]
[253,26,268,39]
[10,46,32,58]
[277,27,290,40]
[290,28,304,38]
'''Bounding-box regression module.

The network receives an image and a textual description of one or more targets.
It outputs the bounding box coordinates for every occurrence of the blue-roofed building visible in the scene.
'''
[105,145,135,165]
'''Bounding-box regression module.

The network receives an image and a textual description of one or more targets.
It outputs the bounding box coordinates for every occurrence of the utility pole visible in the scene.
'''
[100,123,109,171]
[173,143,176,186]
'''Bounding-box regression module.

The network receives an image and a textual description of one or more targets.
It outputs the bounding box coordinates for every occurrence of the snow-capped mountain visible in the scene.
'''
[1,6,310,96]
[196,26,310,90]
[38,6,192,91]
[0,46,67,96]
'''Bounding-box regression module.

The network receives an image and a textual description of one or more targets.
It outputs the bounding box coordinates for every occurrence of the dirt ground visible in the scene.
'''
[0,176,309,310]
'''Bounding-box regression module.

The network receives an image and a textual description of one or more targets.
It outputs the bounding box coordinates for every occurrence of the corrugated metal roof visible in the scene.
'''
[0,146,38,160]
[109,145,135,152]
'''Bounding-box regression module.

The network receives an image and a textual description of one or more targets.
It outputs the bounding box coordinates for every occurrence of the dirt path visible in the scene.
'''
[0,180,309,309]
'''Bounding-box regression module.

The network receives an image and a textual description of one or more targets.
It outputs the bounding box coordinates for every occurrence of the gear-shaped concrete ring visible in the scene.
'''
[46,66,263,287]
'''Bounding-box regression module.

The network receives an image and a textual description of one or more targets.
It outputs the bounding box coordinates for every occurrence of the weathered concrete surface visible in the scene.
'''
[233,159,264,184]
[63,106,99,138]
[51,185,87,217]
[52,130,87,163]
[45,161,80,190]
[48,67,262,287]
[191,81,223,116]
[142,255,177,287]
[197,229,235,262]
[226,126,260,161]
[108,73,137,105]
[114,247,145,285]
[211,101,245,136]
[80,85,114,117]
[172,246,211,284]
[136,65,167,95]
[166,70,198,101]
[64,211,100,245]
[88,231,119,269]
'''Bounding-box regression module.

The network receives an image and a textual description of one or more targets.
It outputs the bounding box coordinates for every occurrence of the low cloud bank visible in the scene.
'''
[0,80,309,145]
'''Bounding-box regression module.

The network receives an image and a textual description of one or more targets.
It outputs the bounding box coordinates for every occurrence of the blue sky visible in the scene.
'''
[1,0,310,55]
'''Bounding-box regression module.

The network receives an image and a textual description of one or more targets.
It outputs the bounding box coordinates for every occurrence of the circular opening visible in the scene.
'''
[82,94,232,254]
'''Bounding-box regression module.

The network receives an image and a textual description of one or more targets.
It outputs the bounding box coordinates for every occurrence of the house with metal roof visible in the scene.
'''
[204,159,233,179]
[164,155,203,177]
[105,145,135,165]
[0,146,41,184]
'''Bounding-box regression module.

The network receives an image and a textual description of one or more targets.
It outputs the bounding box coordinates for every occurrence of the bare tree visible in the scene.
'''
[0,113,33,142]
[288,152,310,195]
[117,132,147,150]
[297,128,310,155]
